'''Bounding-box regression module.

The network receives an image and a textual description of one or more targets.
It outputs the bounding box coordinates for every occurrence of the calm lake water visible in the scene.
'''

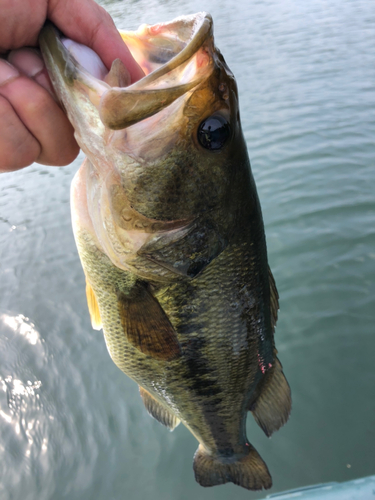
[0,0,374,499]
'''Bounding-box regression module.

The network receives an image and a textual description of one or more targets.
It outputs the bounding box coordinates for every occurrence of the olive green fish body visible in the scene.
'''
[40,12,291,491]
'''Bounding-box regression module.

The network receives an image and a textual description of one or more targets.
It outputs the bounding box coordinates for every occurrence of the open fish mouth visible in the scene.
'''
[39,13,215,131]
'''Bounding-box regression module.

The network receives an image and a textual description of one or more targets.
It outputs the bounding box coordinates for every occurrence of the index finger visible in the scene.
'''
[48,0,144,83]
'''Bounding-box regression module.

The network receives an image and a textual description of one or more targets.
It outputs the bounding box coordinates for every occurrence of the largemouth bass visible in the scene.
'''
[39,12,291,491]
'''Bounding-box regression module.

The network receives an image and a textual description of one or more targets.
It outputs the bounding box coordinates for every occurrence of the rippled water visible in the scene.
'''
[0,1,374,499]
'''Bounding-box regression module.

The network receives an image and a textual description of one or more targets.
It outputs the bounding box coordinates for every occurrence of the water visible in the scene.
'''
[0,0,374,498]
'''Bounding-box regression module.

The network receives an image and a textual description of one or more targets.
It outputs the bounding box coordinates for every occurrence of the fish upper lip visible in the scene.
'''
[124,13,213,90]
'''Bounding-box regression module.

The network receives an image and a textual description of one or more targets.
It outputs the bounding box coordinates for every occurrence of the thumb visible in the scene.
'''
[48,0,144,83]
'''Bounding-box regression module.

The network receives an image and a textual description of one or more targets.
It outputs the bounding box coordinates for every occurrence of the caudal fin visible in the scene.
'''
[193,444,272,490]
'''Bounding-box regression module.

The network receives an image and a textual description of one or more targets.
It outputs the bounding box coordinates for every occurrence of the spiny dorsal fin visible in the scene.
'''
[269,266,279,331]
[139,386,180,431]
[193,443,272,490]
[250,357,291,437]
[117,286,182,361]
[86,280,102,330]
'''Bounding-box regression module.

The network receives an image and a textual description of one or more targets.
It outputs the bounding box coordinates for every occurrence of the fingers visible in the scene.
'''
[8,48,55,96]
[0,55,79,172]
[0,93,41,173]
[0,0,144,83]
[48,0,145,82]
[0,0,144,173]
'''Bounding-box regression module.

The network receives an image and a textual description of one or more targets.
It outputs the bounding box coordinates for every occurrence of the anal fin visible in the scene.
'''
[118,285,181,361]
[139,387,180,431]
[250,357,291,437]
[86,280,102,330]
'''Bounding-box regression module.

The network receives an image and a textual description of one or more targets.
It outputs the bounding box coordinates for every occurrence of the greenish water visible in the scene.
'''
[0,0,374,499]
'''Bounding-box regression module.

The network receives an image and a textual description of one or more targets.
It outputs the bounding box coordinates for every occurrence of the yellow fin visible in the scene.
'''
[85,280,102,330]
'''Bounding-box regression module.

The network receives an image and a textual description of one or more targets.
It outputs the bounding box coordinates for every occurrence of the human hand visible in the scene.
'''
[0,0,143,173]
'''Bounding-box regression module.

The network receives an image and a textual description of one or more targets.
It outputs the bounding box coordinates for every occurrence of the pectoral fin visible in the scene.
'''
[139,386,180,430]
[86,280,102,330]
[117,285,181,361]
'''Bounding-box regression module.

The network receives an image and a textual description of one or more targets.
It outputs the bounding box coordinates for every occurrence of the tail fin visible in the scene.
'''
[193,444,272,490]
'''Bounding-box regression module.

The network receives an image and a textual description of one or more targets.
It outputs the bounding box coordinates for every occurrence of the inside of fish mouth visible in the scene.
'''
[61,38,128,86]
[60,24,207,89]
[61,36,175,88]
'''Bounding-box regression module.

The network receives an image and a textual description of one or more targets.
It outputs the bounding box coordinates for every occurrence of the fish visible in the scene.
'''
[39,12,291,491]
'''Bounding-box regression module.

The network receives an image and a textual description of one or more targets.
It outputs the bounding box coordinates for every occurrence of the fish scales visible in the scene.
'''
[40,11,291,491]
[78,224,265,453]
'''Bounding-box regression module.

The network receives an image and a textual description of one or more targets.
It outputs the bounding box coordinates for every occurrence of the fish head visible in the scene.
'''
[39,13,247,272]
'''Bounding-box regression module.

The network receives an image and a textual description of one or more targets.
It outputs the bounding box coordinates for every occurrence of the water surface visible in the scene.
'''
[0,0,374,499]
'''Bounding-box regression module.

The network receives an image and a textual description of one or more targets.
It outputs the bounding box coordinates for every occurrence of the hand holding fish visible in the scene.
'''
[0,0,143,172]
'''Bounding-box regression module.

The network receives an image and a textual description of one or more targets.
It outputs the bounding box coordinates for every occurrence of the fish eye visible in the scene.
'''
[197,114,231,151]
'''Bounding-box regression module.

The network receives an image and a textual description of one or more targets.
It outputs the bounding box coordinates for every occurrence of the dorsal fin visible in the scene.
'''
[117,285,182,361]
[139,386,180,431]
[85,280,102,330]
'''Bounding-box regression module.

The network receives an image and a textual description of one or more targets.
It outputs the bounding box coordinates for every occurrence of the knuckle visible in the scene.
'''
[21,84,51,116]
[39,142,80,167]
[38,118,80,166]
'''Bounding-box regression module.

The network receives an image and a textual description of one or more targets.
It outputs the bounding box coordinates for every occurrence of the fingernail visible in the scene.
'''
[0,59,19,86]
[8,48,45,78]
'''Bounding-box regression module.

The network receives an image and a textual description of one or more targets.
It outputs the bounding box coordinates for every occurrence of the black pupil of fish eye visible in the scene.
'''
[198,115,230,151]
